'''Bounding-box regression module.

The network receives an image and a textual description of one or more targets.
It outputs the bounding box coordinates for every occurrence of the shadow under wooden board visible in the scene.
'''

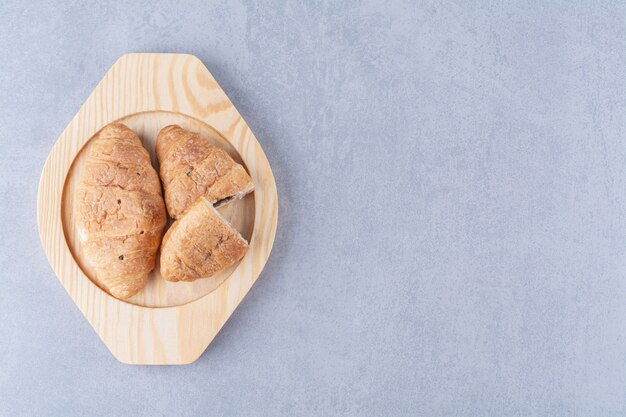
[37,53,278,365]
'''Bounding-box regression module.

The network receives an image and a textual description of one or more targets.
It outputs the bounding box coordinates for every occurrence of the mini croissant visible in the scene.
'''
[156,125,254,218]
[160,197,249,282]
[75,123,166,299]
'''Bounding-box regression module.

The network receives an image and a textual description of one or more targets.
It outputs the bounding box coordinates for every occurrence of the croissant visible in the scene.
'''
[160,197,249,282]
[156,125,254,218]
[75,123,166,299]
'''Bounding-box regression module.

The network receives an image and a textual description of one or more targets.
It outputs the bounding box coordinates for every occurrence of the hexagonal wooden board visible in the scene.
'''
[37,53,278,364]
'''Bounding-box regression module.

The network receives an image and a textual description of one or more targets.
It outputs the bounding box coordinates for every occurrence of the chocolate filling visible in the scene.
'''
[214,196,234,207]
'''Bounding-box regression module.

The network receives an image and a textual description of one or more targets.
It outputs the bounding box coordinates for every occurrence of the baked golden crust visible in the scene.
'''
[160,197,249,282]
[76,123,166,299]
[156,125,254,218]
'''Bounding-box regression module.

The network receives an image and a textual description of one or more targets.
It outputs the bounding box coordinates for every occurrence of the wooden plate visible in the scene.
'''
[37,53,278,364]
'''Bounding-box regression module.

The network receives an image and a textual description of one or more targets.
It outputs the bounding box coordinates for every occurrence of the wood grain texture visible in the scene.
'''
[37,53,278,364]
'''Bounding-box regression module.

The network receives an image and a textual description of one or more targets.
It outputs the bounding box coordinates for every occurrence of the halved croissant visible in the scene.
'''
[75,123,166,299]
[156,125,254,218]
[160,197,249,282]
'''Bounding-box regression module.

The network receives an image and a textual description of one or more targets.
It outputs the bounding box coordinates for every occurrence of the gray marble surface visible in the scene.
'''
[1,1,626,416]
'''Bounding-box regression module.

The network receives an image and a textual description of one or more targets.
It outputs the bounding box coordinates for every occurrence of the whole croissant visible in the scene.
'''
[75,123,166,299]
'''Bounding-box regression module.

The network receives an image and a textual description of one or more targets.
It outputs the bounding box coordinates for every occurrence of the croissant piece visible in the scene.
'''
[75,123,166,299]
[156,125,254,218]
[160,197,249,282]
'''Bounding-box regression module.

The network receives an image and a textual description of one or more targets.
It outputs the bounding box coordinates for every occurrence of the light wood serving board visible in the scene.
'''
[37,53,278,365]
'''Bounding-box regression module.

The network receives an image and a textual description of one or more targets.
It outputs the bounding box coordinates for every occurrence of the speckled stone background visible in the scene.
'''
[1,1,625,416]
